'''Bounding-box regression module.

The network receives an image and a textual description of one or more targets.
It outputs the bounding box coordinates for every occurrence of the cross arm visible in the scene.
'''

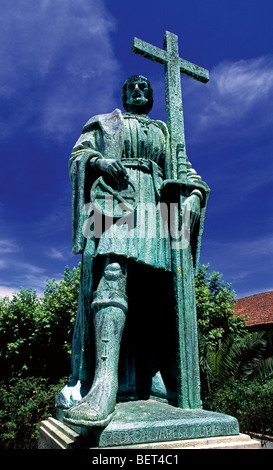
[132,37,167,66]
[180,58,209,83]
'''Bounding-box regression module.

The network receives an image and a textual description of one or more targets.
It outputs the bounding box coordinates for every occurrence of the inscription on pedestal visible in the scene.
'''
[99,413,239,447]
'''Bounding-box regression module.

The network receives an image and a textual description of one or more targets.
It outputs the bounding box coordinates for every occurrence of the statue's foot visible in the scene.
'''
[63,399,115,428]
[63,377,117,428]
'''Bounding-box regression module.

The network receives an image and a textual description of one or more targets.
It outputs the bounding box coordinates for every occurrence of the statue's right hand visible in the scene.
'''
[96,159,128,185]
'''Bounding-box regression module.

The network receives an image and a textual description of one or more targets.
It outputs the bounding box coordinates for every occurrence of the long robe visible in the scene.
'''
[61,108,209,408]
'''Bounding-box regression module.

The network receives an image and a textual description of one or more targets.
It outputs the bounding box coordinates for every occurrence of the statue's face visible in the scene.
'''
[125,78,149,110]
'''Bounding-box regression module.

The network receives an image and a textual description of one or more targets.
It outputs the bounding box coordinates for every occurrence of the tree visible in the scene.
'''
[200,331,273,395]
[195,264,247,350]
[195,264,249,400]
[0,264,81,381]
[0,288,42,379]
[40,264,80,379]
[201,332,273,434]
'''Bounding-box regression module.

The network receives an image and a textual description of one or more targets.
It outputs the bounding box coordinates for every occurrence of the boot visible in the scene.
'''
[64,261,127,427]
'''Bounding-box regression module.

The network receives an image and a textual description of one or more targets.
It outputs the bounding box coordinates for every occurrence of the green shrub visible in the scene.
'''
[196,264,247,350]
[204,379,273,435]
[0,289,42,379]
[0,265,80,381]
[0,376,70,449]
[39,265,80,380]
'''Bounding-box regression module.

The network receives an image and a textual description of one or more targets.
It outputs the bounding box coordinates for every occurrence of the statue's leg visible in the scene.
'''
[64,257,127,427]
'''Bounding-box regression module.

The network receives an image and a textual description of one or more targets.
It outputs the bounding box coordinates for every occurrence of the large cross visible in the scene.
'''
[132,32,210,409]
[132,31,209,179]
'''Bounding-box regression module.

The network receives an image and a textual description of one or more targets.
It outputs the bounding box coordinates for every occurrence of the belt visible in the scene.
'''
[121,158,163,179]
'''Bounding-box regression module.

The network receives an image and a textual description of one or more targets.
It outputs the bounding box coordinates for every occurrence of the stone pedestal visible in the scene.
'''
[38,399,261,449]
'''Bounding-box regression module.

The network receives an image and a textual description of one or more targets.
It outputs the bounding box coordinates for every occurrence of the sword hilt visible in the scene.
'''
[177,143,188,181]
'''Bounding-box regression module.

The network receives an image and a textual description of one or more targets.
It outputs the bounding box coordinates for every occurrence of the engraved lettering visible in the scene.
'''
[158,429,167,440]
[186,425,195,438]
[99,416,239,447]
[113,432,120,446]
[177,426,184,439]
[165,427,173,440]
[213,424,220,434]
[125,429,134,444]
[101,431,113,446]
[118,431,126,444]
[134,429,142,441]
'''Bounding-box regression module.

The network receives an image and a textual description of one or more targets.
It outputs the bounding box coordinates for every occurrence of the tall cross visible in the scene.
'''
[133,32,210,409]
[132,31,209,179]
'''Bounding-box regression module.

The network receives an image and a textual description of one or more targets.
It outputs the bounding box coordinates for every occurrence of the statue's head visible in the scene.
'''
[122,75,153,114]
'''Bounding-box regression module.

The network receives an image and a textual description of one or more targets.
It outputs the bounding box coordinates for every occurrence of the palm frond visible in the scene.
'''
[253,356,273,382]
[202,332,270,388]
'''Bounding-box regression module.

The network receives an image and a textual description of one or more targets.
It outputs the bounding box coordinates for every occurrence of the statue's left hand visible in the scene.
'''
[182,194,200,227]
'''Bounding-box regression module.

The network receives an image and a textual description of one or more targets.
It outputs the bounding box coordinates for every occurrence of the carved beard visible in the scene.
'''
[125,101,150,115]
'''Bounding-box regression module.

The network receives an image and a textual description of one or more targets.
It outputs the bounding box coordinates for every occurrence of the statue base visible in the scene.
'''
[38,399,261,449]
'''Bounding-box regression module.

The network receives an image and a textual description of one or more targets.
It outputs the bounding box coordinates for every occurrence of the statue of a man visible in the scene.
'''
[56,75,208,427]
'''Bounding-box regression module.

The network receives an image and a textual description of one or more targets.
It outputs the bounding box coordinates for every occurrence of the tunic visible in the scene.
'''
[95,113,172,271]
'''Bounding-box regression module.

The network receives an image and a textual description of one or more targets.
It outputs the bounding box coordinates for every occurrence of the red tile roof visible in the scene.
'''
[234,291,273,327]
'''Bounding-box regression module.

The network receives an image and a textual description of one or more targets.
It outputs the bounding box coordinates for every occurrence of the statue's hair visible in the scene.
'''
[121,75,153,113]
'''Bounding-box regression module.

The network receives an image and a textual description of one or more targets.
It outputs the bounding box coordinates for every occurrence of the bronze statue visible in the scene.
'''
[56,73,209,427]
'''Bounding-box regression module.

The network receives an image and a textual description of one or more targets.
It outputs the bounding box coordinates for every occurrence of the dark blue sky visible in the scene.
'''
[0,0,272,299]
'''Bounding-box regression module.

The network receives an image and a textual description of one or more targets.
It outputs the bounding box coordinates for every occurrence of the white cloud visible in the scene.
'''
[48,247,66,259]
[0,261,57,298]
[0,286,19,299]
[0,260,46,298]
[0,0,120,140]
[186,55,273,141]
[16,262,45,274]
[206,235,273,260]
[0,239,19,254]
[216,57,273,96]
